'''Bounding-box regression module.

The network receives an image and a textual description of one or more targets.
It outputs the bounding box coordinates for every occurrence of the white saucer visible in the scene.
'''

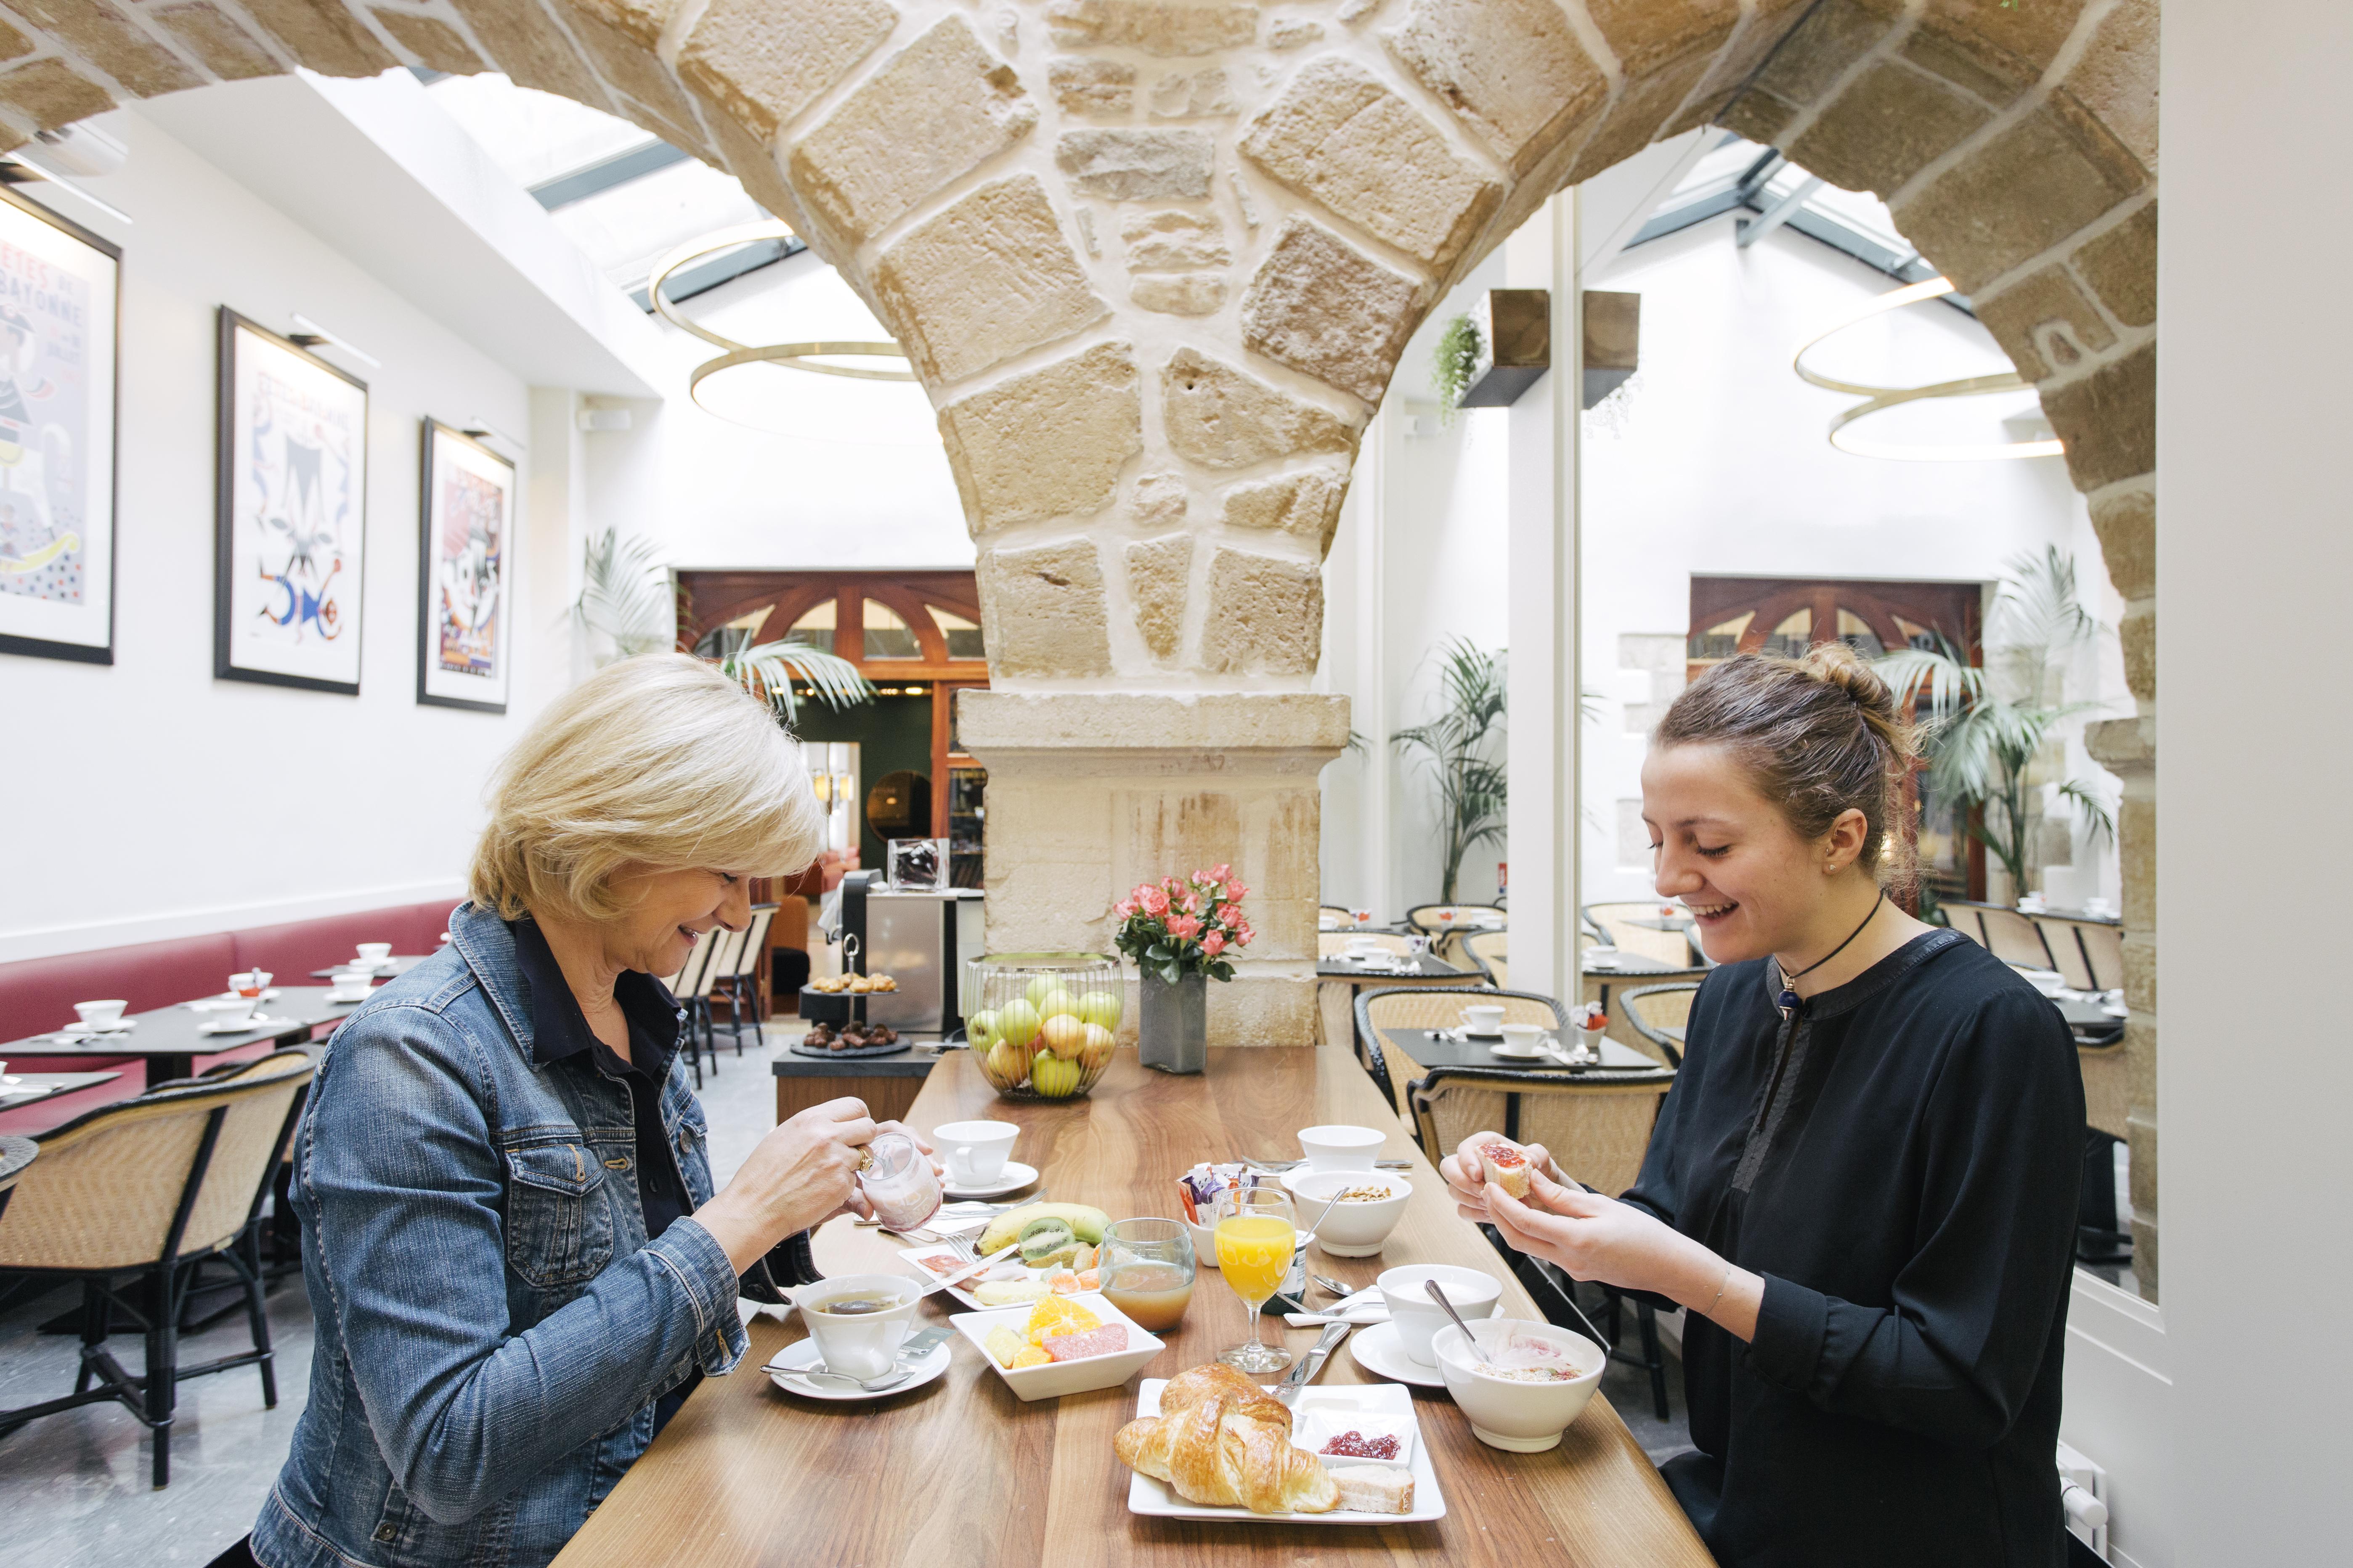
[69,1017,135,1033]
[325,990,373,1005]
[764,1337,952,1402]
[942,1160,1040,1200]
[199,1014,284,1036]
[1488,1042,1545,1060]
[1342,1320,1447,1387]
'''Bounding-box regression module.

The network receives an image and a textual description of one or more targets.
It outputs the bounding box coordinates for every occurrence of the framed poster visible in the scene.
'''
[215,307,368,693]
[0,185,120,665]
[416,418,515,712]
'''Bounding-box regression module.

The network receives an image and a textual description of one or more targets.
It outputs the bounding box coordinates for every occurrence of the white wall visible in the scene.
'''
[0,106,562,961]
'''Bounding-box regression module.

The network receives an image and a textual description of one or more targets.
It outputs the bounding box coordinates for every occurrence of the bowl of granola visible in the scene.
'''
[1279,1168,1413,1257]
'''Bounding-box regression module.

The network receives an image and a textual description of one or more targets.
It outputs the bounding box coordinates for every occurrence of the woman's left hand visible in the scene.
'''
[1486,1167,1762,1339]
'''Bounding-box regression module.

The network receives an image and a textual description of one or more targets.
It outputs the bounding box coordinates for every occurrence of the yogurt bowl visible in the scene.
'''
[1432,1319,1605,1451]
[1280,1168,1411,1256]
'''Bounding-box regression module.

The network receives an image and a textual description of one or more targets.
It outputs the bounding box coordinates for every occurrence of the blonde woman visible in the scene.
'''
[237,656,925,1568]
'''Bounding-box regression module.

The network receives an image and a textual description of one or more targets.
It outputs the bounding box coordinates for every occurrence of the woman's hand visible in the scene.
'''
[695,1097,876,1272]
[1488,1168,1766,1341]
[1439,1132,1565,1221]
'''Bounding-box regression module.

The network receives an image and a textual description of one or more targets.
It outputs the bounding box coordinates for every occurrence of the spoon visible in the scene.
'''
[797,1363,916,1393]
[1424,1278,1486,1362]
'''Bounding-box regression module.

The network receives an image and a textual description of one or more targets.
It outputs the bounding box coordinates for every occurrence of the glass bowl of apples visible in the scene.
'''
[963,953,1124,1101]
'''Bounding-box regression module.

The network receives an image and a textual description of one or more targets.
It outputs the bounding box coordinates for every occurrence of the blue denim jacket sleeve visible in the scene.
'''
[300,1002,747,1526]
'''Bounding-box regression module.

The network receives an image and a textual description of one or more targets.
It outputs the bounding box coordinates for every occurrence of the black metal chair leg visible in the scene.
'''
[75,1279,105,1394]
[1637,1302,1670,1421]
[147,1264,178,1489]
[241,1227,277,1408]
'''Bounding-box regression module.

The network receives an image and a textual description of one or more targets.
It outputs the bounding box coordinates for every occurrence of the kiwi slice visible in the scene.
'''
[1017,1216,1075,1262]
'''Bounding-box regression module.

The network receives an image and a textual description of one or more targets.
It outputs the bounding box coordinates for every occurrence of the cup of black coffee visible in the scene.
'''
[790,1274,919,1378]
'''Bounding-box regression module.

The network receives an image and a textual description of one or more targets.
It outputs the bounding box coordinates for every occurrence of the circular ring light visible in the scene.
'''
[646,222,918,410]
[1793,276,2064,462]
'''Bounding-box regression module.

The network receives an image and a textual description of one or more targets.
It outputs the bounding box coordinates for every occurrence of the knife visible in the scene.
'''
[1272,1322,1351,1404]
[919,1242,1021,1296]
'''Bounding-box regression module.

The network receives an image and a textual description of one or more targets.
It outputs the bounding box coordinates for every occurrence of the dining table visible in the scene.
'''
[306,954,431,980]
[550,1044,1716,1568]
[0,985,360,1089]
[1315,952,1484,1054]
[0,1070,123,1115]
[1382,1031,1670,1081]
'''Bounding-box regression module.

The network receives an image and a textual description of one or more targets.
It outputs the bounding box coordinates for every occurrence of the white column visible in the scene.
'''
[1506,193,1581,997]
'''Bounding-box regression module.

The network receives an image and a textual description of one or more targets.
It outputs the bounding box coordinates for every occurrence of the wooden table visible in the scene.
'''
[772,1039,947,1125]
[555,1046,1712,1568]
[0,985,356,1087]
[1316,954,1483,1054]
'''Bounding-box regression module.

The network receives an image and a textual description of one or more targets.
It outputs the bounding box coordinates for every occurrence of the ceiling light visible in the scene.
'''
[1793,277,2065,462]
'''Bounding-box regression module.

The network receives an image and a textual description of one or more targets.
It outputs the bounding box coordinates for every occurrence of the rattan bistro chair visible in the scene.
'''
[2077,919,2125,993]
[0,1050,316,1487]
[1318,905,1357,928]
[1319,931,1413,961]
[1462,930,1508,988]
[1583,903,1697,969]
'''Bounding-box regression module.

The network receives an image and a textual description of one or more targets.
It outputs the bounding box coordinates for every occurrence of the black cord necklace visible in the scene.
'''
[1775,892,1885,1019]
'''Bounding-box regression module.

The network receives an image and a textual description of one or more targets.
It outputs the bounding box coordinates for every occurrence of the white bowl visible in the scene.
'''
[74,1000,127,1026]
[950,1291,1165,1401]
[1377,1264,1502,1363]
[1432,1319,1605,1451]
[1281,1169,1411,1257]
[1297,1124,1387,1171]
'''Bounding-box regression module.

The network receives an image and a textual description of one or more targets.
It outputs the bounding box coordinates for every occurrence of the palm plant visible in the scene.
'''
[712,635,873,725]
[1393,638,1507,904]
[1876,547,2117,898]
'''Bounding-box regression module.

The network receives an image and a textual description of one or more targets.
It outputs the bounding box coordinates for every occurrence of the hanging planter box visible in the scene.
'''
[1453,289,1640,410]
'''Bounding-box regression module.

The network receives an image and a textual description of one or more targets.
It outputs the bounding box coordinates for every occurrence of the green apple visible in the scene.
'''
[966,1008,1002,1051]
[999,998,1041,1048]
[1036,987,1080,1022]
[1077,990,1122,1031]
[1025,974,1058,1009]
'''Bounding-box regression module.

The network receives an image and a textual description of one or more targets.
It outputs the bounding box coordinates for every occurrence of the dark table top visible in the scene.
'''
[771,1041,952,1079]
[1315,952,1479,982]
[0,1070,124,1113]
[1581,953,1686,977]
[0,985,357,1065]
[308,954,431,980]
[1391,1029,1672,1077]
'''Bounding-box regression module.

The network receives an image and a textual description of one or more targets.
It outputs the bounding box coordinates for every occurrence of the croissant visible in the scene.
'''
[1114,1364,1338,1515]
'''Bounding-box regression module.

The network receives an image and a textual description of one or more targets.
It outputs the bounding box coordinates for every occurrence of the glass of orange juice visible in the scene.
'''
[1212,1188,1296,1372]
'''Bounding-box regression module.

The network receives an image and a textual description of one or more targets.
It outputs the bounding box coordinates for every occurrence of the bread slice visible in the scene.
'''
[1478,1138,1532,1199]
[1328,1465,1416,1515]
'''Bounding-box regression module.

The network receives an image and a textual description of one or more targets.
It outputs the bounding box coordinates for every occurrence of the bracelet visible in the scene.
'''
[1702,1263,1732,1318]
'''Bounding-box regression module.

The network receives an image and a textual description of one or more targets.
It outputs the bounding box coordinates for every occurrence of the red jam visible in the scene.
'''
[1482,1142,1526,1168]
[1321,1430,1401,1460]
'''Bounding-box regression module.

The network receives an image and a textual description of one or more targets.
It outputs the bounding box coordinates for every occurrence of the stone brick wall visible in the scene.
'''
[7,0,2156,1287]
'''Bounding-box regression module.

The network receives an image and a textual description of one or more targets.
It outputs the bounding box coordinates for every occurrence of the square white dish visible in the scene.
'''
[897,1244,1060,1311]
[1124,1378,1446,1524]
[949,1292,1164,1401]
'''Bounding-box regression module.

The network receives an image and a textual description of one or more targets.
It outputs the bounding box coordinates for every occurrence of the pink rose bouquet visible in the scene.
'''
[1114,865,1252,985]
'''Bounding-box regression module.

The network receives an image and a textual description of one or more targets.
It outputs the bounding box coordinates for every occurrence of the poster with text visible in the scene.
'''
[0,188,119,666]
[215,310,368,692]
[417,419,515,712]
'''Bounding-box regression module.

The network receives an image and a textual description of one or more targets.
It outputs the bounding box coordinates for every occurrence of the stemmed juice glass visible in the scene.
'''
[1212,1188,1295,1373]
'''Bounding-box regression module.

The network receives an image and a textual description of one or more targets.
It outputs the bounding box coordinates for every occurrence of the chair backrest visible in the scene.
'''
[2077,920,2124,993]
[1581,903,1693,968]
[1318,905,1356,926]
[0,1050,317,1271]
[1463,930,1508,988]
[1942,903,1988,948]
[733,908,777,978]
[2030,915,2098,991]
[691,927,746,1000]
[1319,931,1411,959]
[661,927,718,995]
[1618,983,1699,1067]
[1407,1067,1673,1198]
[1977,906,2057,970]
[1405,904,1505,934]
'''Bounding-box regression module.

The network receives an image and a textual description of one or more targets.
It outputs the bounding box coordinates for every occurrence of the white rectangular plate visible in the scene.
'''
[896,1244,1058,1311]
[1124,1378,1446,1525]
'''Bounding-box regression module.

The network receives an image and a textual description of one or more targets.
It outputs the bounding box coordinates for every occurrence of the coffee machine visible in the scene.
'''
[830,869,985,1037]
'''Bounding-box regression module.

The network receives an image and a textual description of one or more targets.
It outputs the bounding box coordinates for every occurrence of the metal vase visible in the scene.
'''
[1138,969,1208,1074]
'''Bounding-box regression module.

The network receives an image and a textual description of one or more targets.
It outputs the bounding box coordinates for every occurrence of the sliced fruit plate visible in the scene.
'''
[949,1292,1165,1401]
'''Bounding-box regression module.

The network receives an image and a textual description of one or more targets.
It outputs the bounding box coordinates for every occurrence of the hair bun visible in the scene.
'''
[1799,640,1894,712]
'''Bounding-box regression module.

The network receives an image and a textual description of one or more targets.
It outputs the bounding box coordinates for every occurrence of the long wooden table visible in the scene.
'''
[554,1045,1713,1568]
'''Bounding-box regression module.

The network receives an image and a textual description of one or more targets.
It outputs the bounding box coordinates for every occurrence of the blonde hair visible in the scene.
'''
[469,653,824,923]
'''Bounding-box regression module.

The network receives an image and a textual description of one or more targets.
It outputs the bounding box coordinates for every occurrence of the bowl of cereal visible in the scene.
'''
[1279,1168,1412,1257]
[1431,1319,1606,1451]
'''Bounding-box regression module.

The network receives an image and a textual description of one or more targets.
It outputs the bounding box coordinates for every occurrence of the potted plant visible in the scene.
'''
[1113,867,1253,1074]
[1393,638,1508,906]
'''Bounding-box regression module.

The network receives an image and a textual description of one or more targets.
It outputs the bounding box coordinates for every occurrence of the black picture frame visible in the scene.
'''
[416,417,516,714]
[213,307,370,694]
[0,183,121,667]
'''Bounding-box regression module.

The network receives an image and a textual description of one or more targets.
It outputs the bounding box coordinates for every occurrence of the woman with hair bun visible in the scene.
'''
[1442,644,2083,1568]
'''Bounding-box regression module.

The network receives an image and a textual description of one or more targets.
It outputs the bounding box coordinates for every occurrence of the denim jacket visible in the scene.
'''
[254,903,780,1568]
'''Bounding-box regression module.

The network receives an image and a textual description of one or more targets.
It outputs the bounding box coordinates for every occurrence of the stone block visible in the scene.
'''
[1129,471,1191,530]
[2117,795,2154,931]
[1891,108,2144,294]
[448,0,605,107]
[1918,0,2088,82]
[1583,0,1739,77]
[1976,266,2117,384]
[1151,67,1236,118]
[1049,56,1134,116]
[1202,547,1322,675]
[2117,601,2154,705]
[1056,128,1213,201]
[1899,27,2025,109]
[1122,209,1229,270]
[793,18,1038,245]
[1132,274,1227,315]
[872,176,1106,386]
[2085,714,2153,775]
[1206,974,1318,1047]
[1717,87,1797,148]
[557,0,709,151]
[0,17,24,62]
[939,342,1143,531]
[706,106,825,260]
[374,9,488,75]
[237,0,404,77]
[1382,0,1605,176]
[1044,0,1259,56]
[1788,61,1990,199]
[977,539,1115,678]
[1162,348,1359,470]
[680,0,896,140]
[2038,341,2154,494]
[981,776,1112,860]
[2064,0,2157,173]
[2072,203,2156,328]
[153,3,278,80]
[1563,48,1714,187]
[12,0,199,96]
[1753,0,1894,107]
[1663,0,1814,138]
[1126,534,1194,660]
[1242,58,1497,270]
[568,0,678,48]
[2121,932,2155,1017]
[1239,217,1420,405]
[1220,467,1347,556]
[1268,18,1321,49]
[2086,485,2154,603]
[0,59,114,129]
[957,690,1351,755]
[984,857,1115,948]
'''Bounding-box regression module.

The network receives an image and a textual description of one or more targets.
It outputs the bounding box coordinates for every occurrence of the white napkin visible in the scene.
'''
[1284,1286,1389,1328]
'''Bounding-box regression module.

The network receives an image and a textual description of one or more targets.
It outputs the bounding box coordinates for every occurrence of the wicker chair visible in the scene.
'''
[1405,904,1504,967]
[1404,1064,1678,1416]
[2030,914,2100,992]
[1945,900,2057,971]
[1318,905,1357,929]
[1319,931,1413,960]
[1462,929,1508,988]
[1940,902,1988,948]
[1352,988,1559,1118]
[1618,982,1699,1068]
[714,906,776,1056]
[2077,920,2124,993]
[0,1049,316,1487]
[1582,903,1697,968]
[679,927,745,1085]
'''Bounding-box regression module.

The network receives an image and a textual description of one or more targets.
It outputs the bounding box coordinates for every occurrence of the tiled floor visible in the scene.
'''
[0,1038,1696,1563]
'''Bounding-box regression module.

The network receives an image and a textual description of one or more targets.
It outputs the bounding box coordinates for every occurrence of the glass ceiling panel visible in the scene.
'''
[426,72,645,188]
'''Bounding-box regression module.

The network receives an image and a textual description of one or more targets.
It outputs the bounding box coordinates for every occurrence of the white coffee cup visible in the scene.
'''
[1496,1023,1547,1056]
[1344,935,1383,956]
[1297,1123,1385,1171]
[328,974,373,1001]
[356,942,393,967]
[791,1273,919,1379]
[1460,1004,1506,1036]
[1584,945,1620,967]
[1379,1264,1504,1364]
[74,1000,127,1027]
[212,996,257,1028]
[936,1119,1019,1186]
[229,971,272,998]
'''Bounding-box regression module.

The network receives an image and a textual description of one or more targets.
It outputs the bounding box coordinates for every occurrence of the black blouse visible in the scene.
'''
[1621,930,2082,1568]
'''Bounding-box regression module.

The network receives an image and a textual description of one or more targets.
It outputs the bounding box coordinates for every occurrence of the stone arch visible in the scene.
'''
[10,0,2157,1281]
